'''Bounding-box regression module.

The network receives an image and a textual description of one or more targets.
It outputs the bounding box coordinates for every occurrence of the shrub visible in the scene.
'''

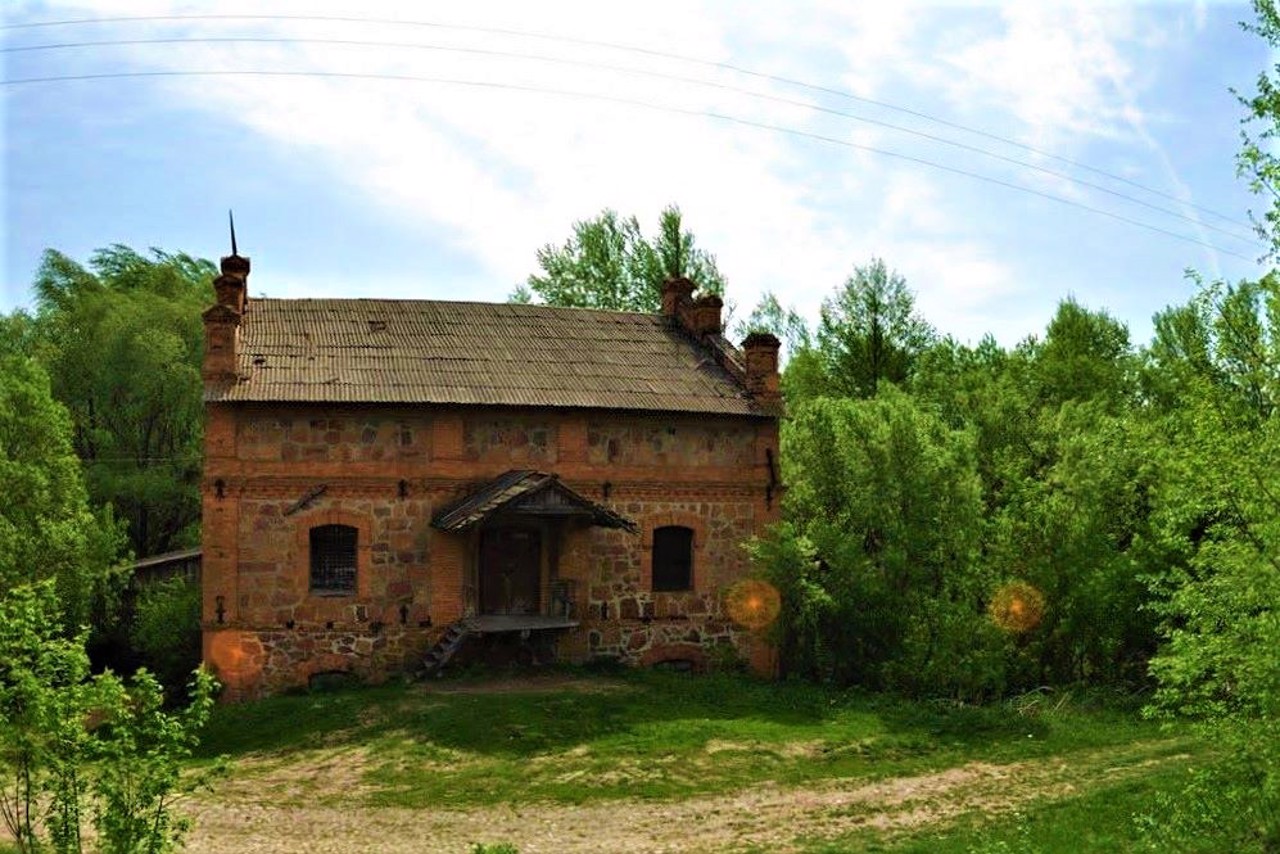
[130,576,202,698]
[0,581,218,854]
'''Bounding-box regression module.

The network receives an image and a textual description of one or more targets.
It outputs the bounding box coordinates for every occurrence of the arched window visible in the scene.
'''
[652,526,694,592]
[310,524,357,593]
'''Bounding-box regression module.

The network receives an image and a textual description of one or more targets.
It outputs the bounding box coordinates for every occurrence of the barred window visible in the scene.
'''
[310,524,357,594]
[652,526,694,592]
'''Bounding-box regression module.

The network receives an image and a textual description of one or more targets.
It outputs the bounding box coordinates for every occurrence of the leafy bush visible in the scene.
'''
[757,391,1008,700]
[1136,719,1280,853]
[130,576,202,697]
[0,581,218,854]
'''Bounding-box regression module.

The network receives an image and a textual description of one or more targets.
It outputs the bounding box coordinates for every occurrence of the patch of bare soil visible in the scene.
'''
[181,741,1189,854]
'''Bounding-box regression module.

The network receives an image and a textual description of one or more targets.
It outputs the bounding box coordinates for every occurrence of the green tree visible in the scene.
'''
[31,245,212,558]
[912,323,1158,689]
[91,667,218,854]
[0,310,37,359]
[130,577,203,698]
[0,354,123,630]
[734,291,810,354]
[515,205,725,311]
[1138,275,1280,850]
[1029,298,1135,410]
[1137,4,1280,846]
[0,581,218,854]
[768,389,1004,697]
[0,582,96,852]
[813,258,935,398]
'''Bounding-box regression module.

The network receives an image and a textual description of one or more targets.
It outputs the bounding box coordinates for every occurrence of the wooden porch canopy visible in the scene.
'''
[431,470,637,533]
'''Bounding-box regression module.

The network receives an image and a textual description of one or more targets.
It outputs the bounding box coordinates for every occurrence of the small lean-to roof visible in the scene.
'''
[206,298,770,416]
[432,470,637,532]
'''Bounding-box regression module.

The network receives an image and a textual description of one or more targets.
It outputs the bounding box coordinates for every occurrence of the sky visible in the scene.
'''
[2,0,1274,347]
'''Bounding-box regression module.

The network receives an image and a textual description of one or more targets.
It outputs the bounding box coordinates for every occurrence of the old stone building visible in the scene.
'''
[200,248,783,699]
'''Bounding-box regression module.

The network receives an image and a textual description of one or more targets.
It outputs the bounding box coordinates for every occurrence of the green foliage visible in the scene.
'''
[1136,278,1280,850]
[0,355,124,631]
[765,292,1161,699]
[1030,298,1134,410]
[0,312,37,359]
[735,290,811,356]
[91,668,218,854]
[808,258,935,399]
[0,582,218,854]
[471,844,519,854]
[0,582,95,852]
[518,204,725,311]
[1134,6,1280,846]
[767,389,1006,698]
[1136,722,1280,853]
[30,245,212,558]
[984,403,1157,686]
[130,577,203,699]
[1238,0,1280,257]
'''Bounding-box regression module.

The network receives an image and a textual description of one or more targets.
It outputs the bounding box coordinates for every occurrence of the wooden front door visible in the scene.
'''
[479,527,542,615]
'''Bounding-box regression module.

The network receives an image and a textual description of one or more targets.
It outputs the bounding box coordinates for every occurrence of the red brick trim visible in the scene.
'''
[639,511,706,593]
[292,508,374,599]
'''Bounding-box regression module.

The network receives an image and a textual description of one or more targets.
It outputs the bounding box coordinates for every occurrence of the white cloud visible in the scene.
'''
[939,5,1144,149]
[9,0,1236,346]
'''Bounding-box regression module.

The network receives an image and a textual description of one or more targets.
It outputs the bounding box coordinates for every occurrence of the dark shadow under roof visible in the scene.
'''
[207,298,770,416]
[432,470,637,532]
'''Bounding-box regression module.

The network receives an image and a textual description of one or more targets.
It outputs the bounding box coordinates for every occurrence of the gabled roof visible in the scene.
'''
[432,470,637,532]
[206,298,771,416]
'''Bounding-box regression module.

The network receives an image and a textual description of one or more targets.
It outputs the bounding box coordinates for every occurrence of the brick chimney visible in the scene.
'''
[688,294,723,337]
[661,276,695,318]
[741,332,782,401]
[202,252,250,383]
[213,252,250,314]
[661,277,725,339]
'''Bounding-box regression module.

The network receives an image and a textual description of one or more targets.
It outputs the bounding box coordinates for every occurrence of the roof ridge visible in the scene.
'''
[252,296,668,321]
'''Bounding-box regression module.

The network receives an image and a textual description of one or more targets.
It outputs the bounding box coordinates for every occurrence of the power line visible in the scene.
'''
[1,67,1259,264]
[1,11,1252,230]
[5,34,1260,245]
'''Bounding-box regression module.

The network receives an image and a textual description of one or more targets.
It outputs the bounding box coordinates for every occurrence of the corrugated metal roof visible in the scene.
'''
[207,298,770,416]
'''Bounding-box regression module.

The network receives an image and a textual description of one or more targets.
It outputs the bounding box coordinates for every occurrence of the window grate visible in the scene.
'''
[310,524,357,593]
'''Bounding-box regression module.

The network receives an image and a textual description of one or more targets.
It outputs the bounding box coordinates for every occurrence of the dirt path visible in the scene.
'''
[182,742,1187,854]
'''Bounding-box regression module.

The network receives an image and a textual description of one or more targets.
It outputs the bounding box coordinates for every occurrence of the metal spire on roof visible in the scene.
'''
[229,209,238,256]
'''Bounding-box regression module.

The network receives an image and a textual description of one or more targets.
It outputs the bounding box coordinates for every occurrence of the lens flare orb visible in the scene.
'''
[988,580,1045,634]
[725,579,782,631]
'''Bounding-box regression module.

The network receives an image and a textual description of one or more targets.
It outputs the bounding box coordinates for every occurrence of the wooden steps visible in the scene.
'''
[420,618,474,677]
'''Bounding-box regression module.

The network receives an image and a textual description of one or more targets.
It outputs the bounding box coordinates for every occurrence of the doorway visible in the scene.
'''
[478,526,542,615]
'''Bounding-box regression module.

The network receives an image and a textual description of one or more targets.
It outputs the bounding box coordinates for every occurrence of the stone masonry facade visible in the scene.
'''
[203,407,781,699]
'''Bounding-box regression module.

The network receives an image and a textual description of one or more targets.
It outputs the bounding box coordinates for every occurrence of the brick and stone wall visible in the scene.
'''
[203,404,781,699]
[586,419,755,468]
[463,416,556,464]
[237,413,430,463]
[562,494,764,670]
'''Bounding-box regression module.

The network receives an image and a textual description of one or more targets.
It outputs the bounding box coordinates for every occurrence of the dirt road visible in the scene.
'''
[183,742,1183,853]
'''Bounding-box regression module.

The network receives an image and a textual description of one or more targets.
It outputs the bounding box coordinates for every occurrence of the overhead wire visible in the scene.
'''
[3,34,1261,246]
[1,11,1253,230]
[0,66,1259,264]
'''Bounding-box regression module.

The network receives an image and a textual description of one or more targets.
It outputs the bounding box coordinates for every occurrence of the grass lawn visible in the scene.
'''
[184,667,1204,852]
[799,761,1221,853]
